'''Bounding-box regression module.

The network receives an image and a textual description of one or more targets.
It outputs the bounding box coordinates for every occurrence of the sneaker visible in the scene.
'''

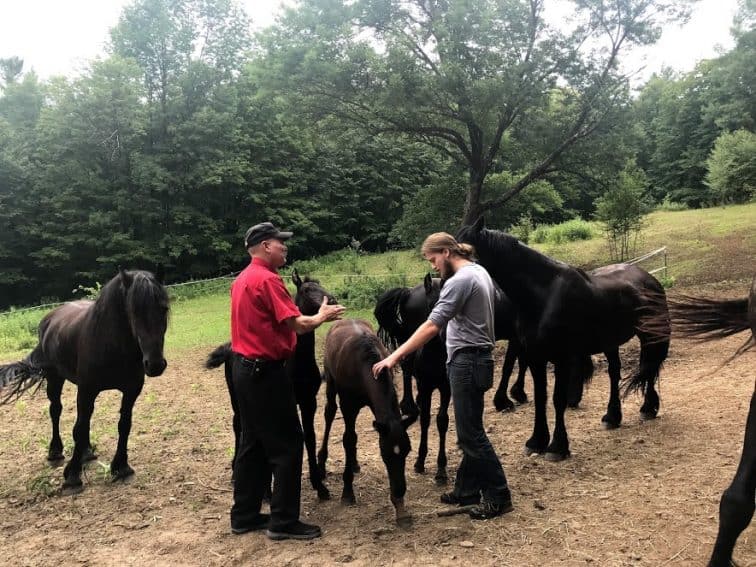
[440,491,480,506]
[468,499,514,520]
[266,520,322,541]
[231,513,270,534]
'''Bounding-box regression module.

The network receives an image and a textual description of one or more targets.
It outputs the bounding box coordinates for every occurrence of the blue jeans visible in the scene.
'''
[447,349,510,504]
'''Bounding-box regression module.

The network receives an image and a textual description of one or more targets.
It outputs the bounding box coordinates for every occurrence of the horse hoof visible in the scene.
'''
[341,495,356,506]
[496,401,515,413]
[544,452,569,462]
[640,411,658,421]
[434,474,448,486]
[352,463,361,474]
[317,487,331,501]
[396,514,413,529]
[83,449,99,463]
[567,402,581,409]
[601,418,621,430]
[511,392,528,404]
[47,454,65,467]
[523,446,541,457]
[111,466,135,481]
[61,482,84,496]
[414,463,425,474]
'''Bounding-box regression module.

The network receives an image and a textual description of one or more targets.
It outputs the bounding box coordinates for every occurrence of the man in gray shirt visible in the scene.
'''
[372,232,512,520]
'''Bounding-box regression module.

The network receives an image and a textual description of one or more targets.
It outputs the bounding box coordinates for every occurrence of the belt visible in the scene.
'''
[455,346,493,355]
[239,355,286,369]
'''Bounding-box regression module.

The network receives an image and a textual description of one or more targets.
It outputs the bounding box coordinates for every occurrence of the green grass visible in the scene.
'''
[2,202,754,360]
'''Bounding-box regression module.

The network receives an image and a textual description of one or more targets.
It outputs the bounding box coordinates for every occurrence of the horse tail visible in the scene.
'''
[374,287,411,351]
[622,338,669,398]
[0,346,47,405]
[205,342,232,369]
[669,295,750,341]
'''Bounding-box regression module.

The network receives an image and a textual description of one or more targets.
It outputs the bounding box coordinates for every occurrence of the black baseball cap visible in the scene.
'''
[244,222,293,248]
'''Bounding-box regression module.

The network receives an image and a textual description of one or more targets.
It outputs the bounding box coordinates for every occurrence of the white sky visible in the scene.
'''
[0,0,738,83]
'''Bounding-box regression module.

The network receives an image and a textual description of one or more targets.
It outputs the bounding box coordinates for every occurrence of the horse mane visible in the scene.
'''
[89,270,168,346]
[374,287,412,350]
[478,227,565,274]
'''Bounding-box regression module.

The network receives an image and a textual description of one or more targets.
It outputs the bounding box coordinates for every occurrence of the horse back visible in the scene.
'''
[38,301,94,381]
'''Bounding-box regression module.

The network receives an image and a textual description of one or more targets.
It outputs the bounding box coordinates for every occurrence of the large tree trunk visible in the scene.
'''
[462,170,485,226]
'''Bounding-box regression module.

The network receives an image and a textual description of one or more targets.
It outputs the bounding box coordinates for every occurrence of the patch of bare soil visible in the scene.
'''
[1,285,755,566]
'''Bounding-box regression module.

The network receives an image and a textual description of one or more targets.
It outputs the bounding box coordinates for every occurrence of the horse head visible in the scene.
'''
[373,417,412,504]
[120,269,169,377]
[292,268,336,317]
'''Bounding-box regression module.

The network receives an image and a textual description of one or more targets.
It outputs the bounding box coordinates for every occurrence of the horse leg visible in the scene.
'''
[493,342,516,412]
[110,385,142,481]
[300,392,330,501]
[399,358,419,418]
[413,380,431,474]
[601,349,623,429]
[317,376,337,479]
[435,380,451,485]
[525,360,550,455]
[708,391,756,567]
[340,406,359,505]
[545,361,571,461]
[510,340,528,404]
[62,387,97,494]
[637,335,667,420]
[46,376,65,464]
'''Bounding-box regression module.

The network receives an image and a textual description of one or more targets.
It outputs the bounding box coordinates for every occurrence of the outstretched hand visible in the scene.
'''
[372,353,399,380]
[318,296,346,322]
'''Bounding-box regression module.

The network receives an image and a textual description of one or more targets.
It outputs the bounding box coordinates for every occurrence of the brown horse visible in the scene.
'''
[0,269,169,493]
[317,319,415,526]
[667,275,755,567]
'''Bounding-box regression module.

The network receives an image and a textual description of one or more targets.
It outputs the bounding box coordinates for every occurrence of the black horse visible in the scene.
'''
[0,269,169,493]
[205,269,334,500]
[376,276,535,416]
[457,218,670,461]
[317,319,415,526]
[666,275,755,567]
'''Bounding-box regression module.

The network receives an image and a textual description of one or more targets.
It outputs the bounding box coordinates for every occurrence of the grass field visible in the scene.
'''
[1,202,754,360]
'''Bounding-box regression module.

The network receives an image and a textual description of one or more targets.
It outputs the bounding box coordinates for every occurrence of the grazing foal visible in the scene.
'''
[318,319,415,526]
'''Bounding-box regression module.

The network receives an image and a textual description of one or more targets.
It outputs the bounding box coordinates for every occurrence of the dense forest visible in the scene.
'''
[0,0,754,308]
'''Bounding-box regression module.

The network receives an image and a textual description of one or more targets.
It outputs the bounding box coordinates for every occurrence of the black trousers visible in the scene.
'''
[230,354,304,529]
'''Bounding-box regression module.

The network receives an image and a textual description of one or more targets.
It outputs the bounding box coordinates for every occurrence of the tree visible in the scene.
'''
[0,56,24,88]
[258,0,693,224]
[705,129,756,204]
[594,161,649,261]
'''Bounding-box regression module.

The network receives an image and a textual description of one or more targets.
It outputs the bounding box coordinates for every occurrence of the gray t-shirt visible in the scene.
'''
[427,262,496,362]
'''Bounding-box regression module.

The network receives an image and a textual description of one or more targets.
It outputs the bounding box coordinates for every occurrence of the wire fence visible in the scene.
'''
[0,247,670,317]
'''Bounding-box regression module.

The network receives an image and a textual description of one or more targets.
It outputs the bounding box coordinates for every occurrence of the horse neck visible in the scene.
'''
[484,237,563,308]
[89,290,138,351]
[293,329,315,361]
[370,373,402,425]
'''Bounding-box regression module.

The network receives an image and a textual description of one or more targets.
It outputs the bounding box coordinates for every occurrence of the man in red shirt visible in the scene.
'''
[230,222,345,540]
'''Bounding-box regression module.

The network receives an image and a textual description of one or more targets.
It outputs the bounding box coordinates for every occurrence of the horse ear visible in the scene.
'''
[473,216,485,232]
[373,420,388,435]
[292,268,303,289]
[155,263,165,284]
[424,273,433,295]
[119,267,133,289]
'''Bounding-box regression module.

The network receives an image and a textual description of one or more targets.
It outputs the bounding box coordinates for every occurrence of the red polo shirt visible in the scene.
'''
[230,257,301,360]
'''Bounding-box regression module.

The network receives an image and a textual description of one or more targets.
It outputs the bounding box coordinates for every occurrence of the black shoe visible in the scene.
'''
[231,513,270,534]
[266,520,322,541]
[440,491,480,506]
[468,499,514,520]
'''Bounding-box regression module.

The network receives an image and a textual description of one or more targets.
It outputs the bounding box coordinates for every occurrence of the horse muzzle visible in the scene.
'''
[144,358,167,377]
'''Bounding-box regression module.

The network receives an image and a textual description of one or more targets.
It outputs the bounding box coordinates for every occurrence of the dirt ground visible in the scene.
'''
[1,283,754,567]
